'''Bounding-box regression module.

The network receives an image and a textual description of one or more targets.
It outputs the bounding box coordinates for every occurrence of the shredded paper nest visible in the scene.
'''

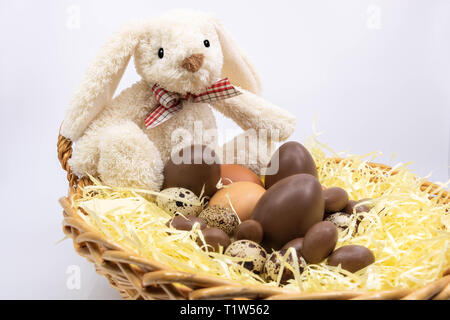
[71,136,449,293]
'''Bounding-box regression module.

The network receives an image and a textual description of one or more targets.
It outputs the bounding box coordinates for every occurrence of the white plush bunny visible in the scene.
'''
[61,10,296,191]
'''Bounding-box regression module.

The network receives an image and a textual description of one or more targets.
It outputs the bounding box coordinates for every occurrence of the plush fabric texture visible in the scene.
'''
[61,10,296,190]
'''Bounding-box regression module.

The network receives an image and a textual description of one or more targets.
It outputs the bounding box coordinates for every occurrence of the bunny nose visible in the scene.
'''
[181,54,204,72]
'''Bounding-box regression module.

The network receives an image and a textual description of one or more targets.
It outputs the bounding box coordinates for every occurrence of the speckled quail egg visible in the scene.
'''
[224,240,267,274]
[156,188,202,216]
[264,249,304,284]
[325,212,353,233]
[198,205,240,235]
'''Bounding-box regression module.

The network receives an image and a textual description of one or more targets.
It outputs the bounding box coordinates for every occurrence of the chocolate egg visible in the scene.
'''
[323,187,349,213]
[265,142,318,189]
[263,249,304,283]
[208,182,266,221]
[235,220,264,244]
[281,238,304,257]
[252,174,324,250]
[302,221,338,264]
[225,240,267,274]
[166,215,207,231]
[198,227,231,252]
[163,145,221,198]
[198,205,240,235]
[221,164,263,187]
[327,245,375,273]
[344,199,372,215]
[324,212,352,232]
[156,188,202,216]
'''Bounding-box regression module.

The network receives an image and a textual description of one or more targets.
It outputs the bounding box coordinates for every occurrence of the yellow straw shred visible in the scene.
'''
[72,136,449,293]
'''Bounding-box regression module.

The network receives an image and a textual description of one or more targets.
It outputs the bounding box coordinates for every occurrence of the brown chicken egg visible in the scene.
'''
[220,164,263,187]
[208,182,266,221]
[252,174,324,250]
[302,221,338,264]
[264,142,318,189]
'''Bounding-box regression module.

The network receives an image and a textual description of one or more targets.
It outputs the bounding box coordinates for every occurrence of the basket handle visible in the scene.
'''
[57,131,91,192]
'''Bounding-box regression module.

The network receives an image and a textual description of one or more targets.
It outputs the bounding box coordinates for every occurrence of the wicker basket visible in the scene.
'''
[57,133,450,300]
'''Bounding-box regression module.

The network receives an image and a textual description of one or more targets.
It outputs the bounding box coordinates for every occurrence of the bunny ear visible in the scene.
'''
[61,22,143,141]
[213,19,263,95]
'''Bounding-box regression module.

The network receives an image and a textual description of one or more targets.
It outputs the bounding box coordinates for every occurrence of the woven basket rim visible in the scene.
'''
[57,133,450,300]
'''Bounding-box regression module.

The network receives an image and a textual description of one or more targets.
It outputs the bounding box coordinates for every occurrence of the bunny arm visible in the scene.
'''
[210,89,296,141]
[218,129,276,174]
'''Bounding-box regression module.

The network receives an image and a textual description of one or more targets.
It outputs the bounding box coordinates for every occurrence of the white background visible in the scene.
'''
[0,0,448,299]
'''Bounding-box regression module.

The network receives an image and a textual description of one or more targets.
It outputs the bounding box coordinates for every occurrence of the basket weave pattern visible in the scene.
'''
[57,134,450,300]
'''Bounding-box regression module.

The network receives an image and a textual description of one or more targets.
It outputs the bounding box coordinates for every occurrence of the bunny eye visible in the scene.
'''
[158,48,164,59]
[203,40,210,48]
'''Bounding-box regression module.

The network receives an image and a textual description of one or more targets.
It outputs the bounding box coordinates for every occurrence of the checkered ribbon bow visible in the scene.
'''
[144,78,241,129]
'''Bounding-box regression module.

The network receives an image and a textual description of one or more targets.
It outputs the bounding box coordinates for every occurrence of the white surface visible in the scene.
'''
[0,0,448,299]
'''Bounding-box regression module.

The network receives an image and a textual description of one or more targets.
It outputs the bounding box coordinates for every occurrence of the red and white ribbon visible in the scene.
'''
[145,78,241,129]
